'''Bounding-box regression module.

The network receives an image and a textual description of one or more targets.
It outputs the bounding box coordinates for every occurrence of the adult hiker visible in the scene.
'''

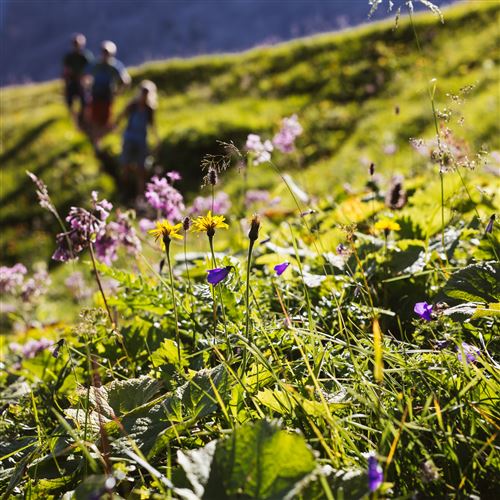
[87,40,131,148]
[62,33,93,126]
[115,80,159,200]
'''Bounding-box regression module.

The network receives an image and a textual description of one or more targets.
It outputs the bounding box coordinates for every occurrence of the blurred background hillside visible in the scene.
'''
[1,0,454,85]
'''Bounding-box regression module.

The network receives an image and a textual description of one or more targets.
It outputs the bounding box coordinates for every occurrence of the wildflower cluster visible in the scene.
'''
[53,192,140,265]
[144,173,185,220]
[246,134,273,165]
[273,114,303,153]
[1,263,50,303]
[0,263,27,294]
[246,115,303,165]
[95,211,142,265]
[10,338,54,359]
[52,191,111,262]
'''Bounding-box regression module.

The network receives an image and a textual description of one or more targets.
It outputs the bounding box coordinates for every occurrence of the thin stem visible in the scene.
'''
[208,235,231,354]
[183,233,195,346]
[88,243,114,327]
[245,239,255,342]
[89,243,130,362]
[183,234,192,294]
[409,8,447,261]
[165,243,181,365]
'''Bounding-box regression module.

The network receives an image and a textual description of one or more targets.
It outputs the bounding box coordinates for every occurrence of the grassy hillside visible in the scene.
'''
[1,3,500,498]
[1,1,499,264]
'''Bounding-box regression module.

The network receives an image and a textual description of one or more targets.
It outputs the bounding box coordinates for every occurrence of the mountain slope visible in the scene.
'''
[1,1,499,264]
[1,0,454,85]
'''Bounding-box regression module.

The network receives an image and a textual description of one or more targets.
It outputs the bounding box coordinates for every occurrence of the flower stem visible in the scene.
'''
[165,242,182,366]
[245,239,255,343]
[208,235,230,354]
[88,243,114,327]
[88,243,130,361]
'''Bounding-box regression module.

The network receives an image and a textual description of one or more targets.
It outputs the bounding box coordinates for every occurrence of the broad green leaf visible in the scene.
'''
[181,365,230,419]
[106,377,162,415]
[178,420,318,500]
[439,261,499,304]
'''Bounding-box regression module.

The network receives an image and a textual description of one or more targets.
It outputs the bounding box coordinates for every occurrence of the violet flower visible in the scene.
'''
[274,262,290,276]
[485,214,495,234]
[414,301,433,321]
[457,342,480,364]
[207,266,231,286]
[368,455,383,492]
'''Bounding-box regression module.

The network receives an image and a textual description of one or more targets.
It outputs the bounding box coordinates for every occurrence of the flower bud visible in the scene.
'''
[248,214,261,242]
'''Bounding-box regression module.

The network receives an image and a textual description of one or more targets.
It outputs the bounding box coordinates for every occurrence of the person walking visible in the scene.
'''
[87,40,130,148]
[62,33,93,126]
[115,80,159,200]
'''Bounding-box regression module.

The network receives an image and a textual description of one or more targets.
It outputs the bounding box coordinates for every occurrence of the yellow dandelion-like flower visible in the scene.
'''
[374,218,401,232]
[149,220,183,250]
[191,211,228,237]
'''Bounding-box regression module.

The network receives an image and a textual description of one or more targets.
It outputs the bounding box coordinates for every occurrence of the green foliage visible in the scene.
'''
[178,420,318,500]
[1,2,500,499]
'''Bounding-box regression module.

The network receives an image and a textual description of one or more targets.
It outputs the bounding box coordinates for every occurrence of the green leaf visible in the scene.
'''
[181,365,230,420]
[178,419,318,500]
[106,377,162,415]
[439,261,499,304]
[151,338,188,371]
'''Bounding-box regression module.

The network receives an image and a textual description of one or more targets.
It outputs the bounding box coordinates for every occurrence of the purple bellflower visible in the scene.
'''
[207,266,231,286]
[274,262,290,276]
[457,342,480,364]
[414,301,433,321]
[368,454,384,492]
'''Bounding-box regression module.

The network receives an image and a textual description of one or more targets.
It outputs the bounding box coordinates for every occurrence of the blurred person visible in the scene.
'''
[62,33,93,126]
[87,40,130,148]
[115,80,159,200]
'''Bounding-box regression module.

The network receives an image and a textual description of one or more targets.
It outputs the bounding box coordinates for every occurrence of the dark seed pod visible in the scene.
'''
[208,169,218,186]
[386,175,407,210]
[248,214,261,242]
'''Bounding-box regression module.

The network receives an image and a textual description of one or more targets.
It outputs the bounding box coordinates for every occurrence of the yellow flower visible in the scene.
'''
[149,220,183,250]
[374,218,401,232]
[191,211,228,237]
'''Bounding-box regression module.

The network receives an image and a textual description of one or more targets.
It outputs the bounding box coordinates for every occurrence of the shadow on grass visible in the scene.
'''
[0,117,58,165]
